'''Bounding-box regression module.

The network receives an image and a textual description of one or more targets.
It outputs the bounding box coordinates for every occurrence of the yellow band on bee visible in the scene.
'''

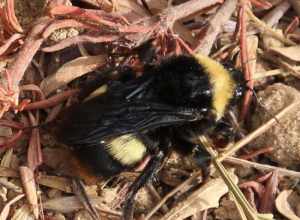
[194,53,235,120]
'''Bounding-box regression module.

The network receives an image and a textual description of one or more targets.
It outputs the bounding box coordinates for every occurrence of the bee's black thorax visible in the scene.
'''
[149,56,213,110]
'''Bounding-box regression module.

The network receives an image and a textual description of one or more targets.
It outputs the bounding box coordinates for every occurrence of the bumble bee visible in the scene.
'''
[56,53,245,219]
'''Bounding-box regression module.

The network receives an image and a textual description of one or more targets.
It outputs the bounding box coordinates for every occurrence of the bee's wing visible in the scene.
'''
[58,100,203,146]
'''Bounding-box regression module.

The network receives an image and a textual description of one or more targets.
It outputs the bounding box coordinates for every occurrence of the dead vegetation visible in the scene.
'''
[1,0,300,219]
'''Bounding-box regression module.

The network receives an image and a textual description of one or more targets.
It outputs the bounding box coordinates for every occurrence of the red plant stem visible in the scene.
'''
[176,35,194,55]
[0,119,24,129]
[284,16,299,35]
[239,3,253,121]
[239,181,265,197]
[0,33,23,56]
[23,89,79,110]
[259,171,279,213]
[256,172,273,183]
[49,5,119,27]
[42,34,119,52]
[250,0,272,9]
[239,146,273,160]
[0,130,23,148]
[6,0,23,33]
[17,99,31,112]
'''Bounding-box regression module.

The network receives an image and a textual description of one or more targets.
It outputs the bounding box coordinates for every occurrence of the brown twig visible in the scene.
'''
[225,157,300,178]
[195,0,237,55]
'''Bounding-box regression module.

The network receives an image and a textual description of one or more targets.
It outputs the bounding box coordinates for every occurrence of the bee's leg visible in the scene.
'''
[123,150,165,220]
[193,144,212,180]
[174,137,212,180]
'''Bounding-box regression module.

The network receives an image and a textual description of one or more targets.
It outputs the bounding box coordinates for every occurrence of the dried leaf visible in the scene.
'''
[11,205,35,220]
[37,175,72,193]
[269,46,300,62]
[74,210,94,220]
[275,190,300,220]
[0,178,22,193]
[40,55,106,96]
[27,112,43,171]
[0,194,24,220]
[161,172,238,220]
[43,196,105,213]
[19,166,39,219]
[1,148,13,167]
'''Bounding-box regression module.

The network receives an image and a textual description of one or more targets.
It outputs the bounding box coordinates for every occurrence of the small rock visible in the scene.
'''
[251,83,300,167]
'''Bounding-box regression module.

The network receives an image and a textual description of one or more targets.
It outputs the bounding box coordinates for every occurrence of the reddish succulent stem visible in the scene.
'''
[284,16,299,35]
[239,4,253,121]
[0,119,24,129]
[0,130,23,148]
[250,0,272,9]
[6,0,23,33]
[0,33,23,56]
[239,146,273,160]
[41,34,119,52]
[49,5,119,27]
[23,89,79,110]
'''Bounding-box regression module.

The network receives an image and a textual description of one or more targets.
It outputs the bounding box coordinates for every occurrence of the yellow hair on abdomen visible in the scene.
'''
[105,134,147,165]
[194,53,235,120]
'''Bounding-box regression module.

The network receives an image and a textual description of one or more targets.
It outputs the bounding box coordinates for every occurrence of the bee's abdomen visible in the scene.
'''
[74,143,125,177]
[104,134,147,166]
[73,134,147,177]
